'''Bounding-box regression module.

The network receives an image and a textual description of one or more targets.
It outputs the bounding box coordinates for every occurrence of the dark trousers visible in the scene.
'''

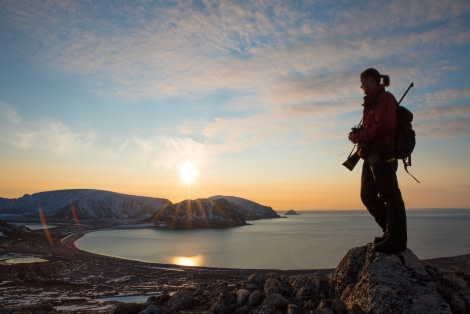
[360,154,407,246]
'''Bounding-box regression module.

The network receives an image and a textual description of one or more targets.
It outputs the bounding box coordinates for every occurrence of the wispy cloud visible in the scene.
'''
[131,135,208,173]
[0,103,95,154]
[414,88,470,138]
[3,0,468,104]
[415,118,470,138]
[425,88,470,108]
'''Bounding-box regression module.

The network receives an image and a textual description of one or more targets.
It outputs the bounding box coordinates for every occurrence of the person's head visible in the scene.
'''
[360,68,390,95]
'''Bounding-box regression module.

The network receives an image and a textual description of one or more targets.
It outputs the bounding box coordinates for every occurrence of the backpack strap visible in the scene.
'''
[403,156,420,183]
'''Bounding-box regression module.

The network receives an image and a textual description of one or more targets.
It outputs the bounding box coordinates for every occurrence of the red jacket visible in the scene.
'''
[356,84,397,155]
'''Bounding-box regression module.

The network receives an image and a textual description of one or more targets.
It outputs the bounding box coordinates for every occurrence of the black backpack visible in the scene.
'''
[395,104,420,182]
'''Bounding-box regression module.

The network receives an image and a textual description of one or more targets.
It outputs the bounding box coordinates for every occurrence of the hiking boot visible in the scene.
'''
[374,237,406,253]
[373,234,386,244]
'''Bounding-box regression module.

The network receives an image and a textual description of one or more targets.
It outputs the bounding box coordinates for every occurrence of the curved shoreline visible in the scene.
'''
[64,224,470,275]
[2,222,470,312]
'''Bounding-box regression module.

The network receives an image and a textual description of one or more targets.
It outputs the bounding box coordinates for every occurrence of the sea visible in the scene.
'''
[75,209,470,270]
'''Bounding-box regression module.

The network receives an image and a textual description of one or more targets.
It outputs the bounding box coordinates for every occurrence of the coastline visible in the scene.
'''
[0,222,330,312]
[1,222,469,312]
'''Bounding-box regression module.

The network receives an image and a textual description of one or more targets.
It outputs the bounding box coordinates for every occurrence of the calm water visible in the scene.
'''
[76,209,470,270]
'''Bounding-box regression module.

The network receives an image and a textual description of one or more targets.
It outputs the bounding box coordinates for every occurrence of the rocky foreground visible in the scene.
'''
[0,222,469,313]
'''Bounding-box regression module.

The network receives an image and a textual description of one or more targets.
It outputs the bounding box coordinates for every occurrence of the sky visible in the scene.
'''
[1,0,469,210]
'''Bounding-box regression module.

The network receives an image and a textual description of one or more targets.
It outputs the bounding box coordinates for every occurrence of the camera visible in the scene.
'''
[343,126,361,171]
[343,125,362,171]
[342,152,360,171]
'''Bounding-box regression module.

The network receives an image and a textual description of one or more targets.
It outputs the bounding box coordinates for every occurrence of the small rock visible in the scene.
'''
[263,293,288,309]
[236,288,250,307]
[113,302,145,314]
[287,303,303,314]
[264,277,282,296]
[147,294,170,306]
[247,290,263,306]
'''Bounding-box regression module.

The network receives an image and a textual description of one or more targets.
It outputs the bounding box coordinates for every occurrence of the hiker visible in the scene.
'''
[348,68,407,253]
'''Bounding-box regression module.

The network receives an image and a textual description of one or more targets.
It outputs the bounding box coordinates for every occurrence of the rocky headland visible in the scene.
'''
[1,219,469,313]
[145,197,280,229]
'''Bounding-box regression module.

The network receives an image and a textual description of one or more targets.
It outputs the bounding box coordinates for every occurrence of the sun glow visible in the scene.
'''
[180,162,198,184]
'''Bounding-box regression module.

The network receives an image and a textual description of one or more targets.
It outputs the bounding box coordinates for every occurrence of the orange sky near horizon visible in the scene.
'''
[1,157,467,211]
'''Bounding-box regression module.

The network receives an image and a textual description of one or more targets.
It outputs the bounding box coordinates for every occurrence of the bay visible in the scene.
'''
[76,209,470,270]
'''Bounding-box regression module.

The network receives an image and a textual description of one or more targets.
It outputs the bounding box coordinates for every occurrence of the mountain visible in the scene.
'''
[209,195,280,220]
[146,198,249,229]
[0,189,170,220]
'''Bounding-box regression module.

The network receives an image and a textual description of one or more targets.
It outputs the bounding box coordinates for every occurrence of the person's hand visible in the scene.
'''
[348,131,358,143]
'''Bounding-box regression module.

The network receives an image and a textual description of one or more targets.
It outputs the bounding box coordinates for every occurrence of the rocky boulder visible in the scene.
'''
[329,244,470,313]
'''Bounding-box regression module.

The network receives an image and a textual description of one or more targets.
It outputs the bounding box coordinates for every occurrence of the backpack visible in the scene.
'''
[395,104,420,182]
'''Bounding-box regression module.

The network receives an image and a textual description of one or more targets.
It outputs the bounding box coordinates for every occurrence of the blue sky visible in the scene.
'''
[1,0,469,209]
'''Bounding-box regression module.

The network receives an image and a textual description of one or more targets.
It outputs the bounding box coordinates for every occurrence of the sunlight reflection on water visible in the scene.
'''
[76,210,470,269]
[171,254,205,267]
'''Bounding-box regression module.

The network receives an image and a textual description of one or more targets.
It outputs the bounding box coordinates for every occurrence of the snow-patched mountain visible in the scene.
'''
[146,197,280,229]
[209,195,280,220]
[0,189,170,219]
[146,198,248,229]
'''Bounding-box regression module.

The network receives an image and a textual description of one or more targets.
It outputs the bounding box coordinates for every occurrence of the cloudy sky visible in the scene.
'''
[1,0,469,210]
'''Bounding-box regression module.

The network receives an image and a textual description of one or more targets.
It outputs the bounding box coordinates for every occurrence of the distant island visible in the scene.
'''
[284,210,300,215]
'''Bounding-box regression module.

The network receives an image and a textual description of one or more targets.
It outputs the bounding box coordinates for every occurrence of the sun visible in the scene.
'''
[180,162,198,184]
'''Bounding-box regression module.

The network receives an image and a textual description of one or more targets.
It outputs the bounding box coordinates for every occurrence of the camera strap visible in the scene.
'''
[403,157,420,183]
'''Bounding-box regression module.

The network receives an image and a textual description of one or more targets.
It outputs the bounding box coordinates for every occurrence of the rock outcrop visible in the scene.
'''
[0,219,33,241]
[146,198,249,229]
[122,244,470,313]
[329,244,470,313]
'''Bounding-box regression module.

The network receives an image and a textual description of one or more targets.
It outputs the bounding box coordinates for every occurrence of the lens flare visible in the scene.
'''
[38,205,53,245]
[70,203,82,228]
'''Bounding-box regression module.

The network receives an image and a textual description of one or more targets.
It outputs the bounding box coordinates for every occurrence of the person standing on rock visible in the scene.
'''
[348,68,407,253]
